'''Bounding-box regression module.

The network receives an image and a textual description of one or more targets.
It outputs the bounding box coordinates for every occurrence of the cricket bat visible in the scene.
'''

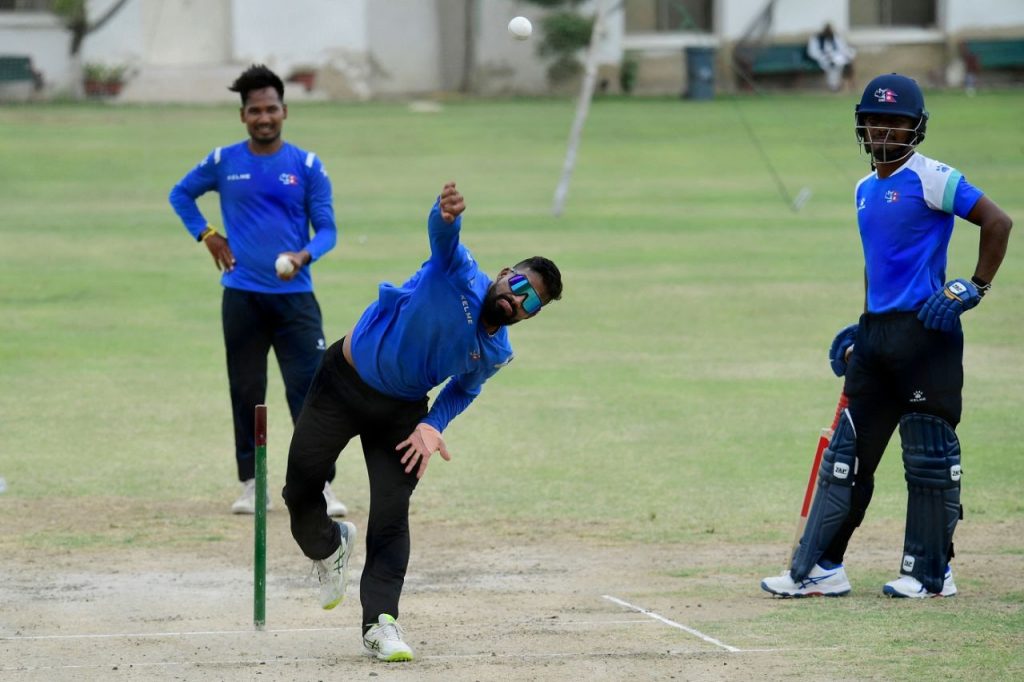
[788,392,849,566]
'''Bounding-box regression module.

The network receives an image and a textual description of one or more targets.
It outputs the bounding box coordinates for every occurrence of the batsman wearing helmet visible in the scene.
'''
[762,73,1012,598]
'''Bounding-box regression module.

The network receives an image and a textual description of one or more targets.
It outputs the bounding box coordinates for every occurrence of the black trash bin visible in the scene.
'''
[684,46,716,100]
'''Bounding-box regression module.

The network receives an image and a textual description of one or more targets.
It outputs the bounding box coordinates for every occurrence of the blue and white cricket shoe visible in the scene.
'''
[761,563,851,597]
[883,566,957,598]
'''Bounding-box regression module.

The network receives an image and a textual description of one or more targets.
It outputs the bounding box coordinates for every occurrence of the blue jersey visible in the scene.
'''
[169,141,337,294]
[855,152,983,313]
[350,199,513,433]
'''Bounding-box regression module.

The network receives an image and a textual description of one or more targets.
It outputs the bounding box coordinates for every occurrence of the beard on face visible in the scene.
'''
[481,285,518,328]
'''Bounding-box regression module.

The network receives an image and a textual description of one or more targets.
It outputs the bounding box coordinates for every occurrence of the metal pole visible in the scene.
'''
[551,0,613,217]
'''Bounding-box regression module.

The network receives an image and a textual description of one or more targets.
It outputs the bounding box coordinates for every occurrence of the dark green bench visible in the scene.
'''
[0,55,36,84]
[960,38,1024,71]
[0,55,41,101]
[733,43,820,88]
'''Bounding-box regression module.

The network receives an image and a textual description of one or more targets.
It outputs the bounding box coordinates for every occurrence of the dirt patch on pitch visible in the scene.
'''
[0,497,1020,681]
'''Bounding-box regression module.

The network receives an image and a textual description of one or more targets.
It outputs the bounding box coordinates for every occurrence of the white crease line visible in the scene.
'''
[602,595,741,652]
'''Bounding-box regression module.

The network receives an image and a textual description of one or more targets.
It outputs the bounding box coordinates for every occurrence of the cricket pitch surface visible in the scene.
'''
[0,496,1017,681]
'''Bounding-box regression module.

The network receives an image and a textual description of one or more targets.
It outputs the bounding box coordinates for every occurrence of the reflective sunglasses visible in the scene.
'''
[508,272,543,315]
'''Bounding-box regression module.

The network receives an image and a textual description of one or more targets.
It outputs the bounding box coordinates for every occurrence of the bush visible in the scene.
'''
[620,52,639,94]
[526,1,594,86]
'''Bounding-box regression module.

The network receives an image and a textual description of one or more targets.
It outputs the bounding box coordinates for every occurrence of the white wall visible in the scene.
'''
[473,0,549,94]
[945,0,1024,32]
[79,0,145,66]
[367,0,441,94]
[139,0,231,65]
[0,12,68,92]
[719,0,848,40]
[230,0,366,74]
[5,0,1024,99]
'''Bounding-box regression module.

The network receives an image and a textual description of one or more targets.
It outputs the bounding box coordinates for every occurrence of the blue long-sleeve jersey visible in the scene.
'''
[855,152,983,313]
[168,141,337,293]
[350,199,514,433]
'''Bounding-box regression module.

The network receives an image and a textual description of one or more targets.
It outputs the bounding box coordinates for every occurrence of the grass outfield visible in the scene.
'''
[1,91,1022,678]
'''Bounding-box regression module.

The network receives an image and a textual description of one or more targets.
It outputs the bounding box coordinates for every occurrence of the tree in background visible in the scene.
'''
[53,0,132,97]
[524,0,595,86]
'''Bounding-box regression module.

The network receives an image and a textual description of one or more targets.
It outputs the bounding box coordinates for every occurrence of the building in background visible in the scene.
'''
[1,0,1022,101]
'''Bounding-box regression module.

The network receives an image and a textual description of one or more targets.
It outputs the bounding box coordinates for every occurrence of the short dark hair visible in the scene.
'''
[229,64,284,106]
[515,256,563,302]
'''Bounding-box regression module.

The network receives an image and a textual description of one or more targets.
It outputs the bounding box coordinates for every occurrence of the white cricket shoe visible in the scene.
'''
[362,614,414,662]
[230,478,272,514]
[883,567,957,598]
[315,521,357,610]
[323,482,348,517]
[761,563,852,597]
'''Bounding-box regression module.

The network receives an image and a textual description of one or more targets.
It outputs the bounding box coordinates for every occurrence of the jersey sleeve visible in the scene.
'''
[950,174,984,219]
[168,150,220,239]
[420,365,500,433]
[919,163,983,218]
[303,153,337,261]
[427,198,465,271]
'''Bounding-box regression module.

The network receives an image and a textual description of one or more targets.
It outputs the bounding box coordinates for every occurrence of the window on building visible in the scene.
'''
[0,0,55,10]
[625,0,713,33]
[850,0,936,28]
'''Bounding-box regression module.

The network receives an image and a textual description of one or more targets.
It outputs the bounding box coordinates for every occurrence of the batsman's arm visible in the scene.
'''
[966,195,1012,286]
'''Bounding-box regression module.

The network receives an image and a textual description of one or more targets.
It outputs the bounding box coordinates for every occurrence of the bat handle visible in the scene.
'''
[829,392,849,431]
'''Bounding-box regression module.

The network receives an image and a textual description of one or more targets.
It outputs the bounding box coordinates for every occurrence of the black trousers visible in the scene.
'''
[823,311,963,563]
[222,287,333,482]
[283,338,427,630]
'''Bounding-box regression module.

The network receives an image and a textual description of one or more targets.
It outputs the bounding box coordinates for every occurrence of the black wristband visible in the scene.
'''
[970,276,991,297]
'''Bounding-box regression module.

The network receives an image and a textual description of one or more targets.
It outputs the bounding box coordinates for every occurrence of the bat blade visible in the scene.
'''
[788,428,831,566]
[787,393,849,567]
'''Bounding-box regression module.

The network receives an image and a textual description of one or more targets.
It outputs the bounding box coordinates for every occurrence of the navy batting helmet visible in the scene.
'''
[855,73,928,163]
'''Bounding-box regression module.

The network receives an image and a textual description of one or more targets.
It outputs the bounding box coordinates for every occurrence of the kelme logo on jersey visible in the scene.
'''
[885,190,900,203]
[459,295,473,325]
[279,173,299,186]
[874,87,897,103]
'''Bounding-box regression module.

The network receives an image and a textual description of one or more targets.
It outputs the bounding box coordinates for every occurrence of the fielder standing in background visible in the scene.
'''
[762,73,1012,598]
[284,180,562,661]
[169,64,348,517]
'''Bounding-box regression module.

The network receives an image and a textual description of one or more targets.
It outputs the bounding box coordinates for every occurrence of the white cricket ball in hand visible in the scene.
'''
[275,255,295,275]
[508,16,532,40]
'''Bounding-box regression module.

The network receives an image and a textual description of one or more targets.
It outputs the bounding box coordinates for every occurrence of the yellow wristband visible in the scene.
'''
[199,226,218,242]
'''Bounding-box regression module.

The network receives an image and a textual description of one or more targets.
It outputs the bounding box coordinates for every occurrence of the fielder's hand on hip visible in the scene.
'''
[205,233,236,272]
[396,423,451,479]
[439,181,466,223]
[918,278,983,332]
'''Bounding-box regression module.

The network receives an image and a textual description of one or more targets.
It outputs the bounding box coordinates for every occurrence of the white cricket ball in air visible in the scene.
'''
[275,255,295,275]
[508,16,532,40]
